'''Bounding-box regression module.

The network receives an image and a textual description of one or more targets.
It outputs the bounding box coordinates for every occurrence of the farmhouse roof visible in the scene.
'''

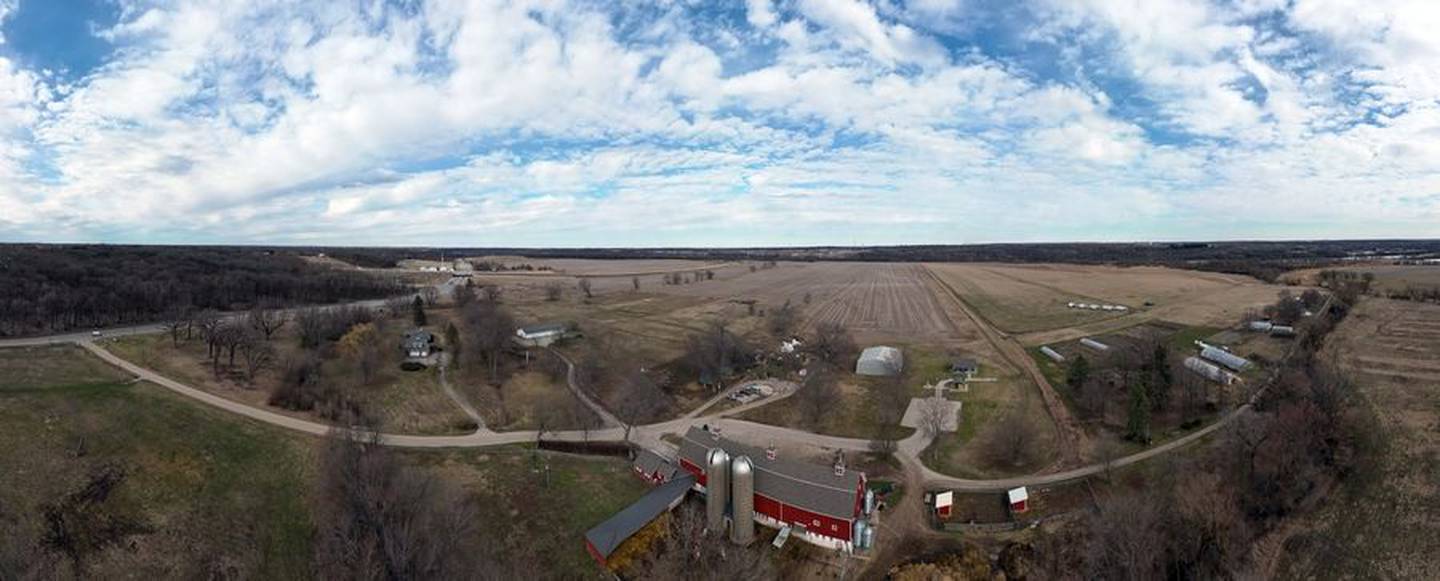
[1008,487,1028,504]
[950,358,978,372]
[403,330,432,348]
[584,473,694,559]
[678,426,862,522]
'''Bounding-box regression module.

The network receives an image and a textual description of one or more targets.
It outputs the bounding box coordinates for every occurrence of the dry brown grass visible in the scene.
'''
[1275,298,1440,579]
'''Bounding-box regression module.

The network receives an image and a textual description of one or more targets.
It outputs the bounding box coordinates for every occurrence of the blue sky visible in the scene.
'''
[0,0,1438,247]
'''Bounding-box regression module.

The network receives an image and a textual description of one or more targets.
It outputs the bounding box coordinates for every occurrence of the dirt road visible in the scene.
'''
[921,266,1087,465]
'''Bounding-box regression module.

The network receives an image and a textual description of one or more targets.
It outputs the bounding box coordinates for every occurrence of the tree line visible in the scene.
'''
[0,245,404,337]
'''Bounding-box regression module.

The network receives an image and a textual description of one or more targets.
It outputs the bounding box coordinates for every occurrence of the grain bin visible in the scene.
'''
[706,448,730,534]
[730,455,755,546]
[853,521,869,549]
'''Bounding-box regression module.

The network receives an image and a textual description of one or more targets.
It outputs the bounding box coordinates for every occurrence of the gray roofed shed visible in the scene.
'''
[584,473,694,561]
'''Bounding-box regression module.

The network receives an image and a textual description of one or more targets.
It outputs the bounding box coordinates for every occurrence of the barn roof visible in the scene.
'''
[633,448,671,477]
[678,426,862,522]
[584,473,694,560]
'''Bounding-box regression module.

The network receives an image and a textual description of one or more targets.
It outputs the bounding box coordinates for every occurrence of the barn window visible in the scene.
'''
[831,524,838,531]
[813,519,820,527]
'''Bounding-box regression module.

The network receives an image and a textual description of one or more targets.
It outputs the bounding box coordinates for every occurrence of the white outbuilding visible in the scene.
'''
[855,346,904,377]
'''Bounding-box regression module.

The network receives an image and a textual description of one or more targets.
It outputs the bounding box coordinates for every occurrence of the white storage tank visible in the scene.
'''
[706,448,730,534]
[1080,338,1110,352]
[1248,321,1273,333]
[730,456,755,545]
[853,521,868,550]
[1040,346,1065,362]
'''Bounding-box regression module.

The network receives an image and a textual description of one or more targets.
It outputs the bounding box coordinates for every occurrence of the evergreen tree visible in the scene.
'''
[412,295,427,327]
[1126,378,1152,444]
[1149,344,1173,411]
[1066,355,1091,392]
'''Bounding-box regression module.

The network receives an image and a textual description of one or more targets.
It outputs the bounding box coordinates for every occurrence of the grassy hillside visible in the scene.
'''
[0,345,313,579]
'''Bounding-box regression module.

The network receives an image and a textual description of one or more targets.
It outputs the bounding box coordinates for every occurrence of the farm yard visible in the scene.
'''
[1276,298,1440,579]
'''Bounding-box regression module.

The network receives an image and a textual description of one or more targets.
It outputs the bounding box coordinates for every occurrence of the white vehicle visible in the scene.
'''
[91,330,102,337]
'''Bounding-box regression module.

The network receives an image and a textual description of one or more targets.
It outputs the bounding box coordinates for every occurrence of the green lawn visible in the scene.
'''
[407,447,651,578]
[0,346,313,579]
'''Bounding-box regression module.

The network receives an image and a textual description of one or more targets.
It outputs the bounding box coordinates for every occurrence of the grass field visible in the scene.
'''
[409,447,650,579]
[1276,298,1440,579]
[104,316,474,436]
[0,346,312,578]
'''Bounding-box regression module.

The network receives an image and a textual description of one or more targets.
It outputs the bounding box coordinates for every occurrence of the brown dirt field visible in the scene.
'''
[466,256,734,276]
[1276,298,1440,579]
[653,262,964,344]
[1282,263,1440,294]
[928,263,1296,341]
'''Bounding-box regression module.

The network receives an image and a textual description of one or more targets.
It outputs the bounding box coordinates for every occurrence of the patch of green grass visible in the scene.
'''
[0,345,129,391]
[409,448,650,579]
[1165,325,1222,353]
[0,352,312,579]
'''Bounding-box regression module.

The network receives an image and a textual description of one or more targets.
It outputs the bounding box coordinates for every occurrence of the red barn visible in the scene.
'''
[678,426,867,551]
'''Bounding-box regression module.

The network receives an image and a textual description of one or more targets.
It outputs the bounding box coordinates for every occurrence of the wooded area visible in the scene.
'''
[0,245,403,336]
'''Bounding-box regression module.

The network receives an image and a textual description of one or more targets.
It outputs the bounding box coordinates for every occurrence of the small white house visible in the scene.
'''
[515,322,571,347]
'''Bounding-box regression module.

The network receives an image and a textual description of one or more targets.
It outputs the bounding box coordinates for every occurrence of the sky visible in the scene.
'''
[0,0,1438,247]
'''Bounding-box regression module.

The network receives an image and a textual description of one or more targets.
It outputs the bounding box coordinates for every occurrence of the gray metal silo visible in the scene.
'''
[730,455,755,545]
[706,448,730,534]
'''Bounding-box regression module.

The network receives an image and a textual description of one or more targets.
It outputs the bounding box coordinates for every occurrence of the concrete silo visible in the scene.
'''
[706,448,730,535]
[730,455,755,546]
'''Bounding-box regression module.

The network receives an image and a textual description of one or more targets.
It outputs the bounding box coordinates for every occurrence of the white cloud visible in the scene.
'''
[0,0,1436,244]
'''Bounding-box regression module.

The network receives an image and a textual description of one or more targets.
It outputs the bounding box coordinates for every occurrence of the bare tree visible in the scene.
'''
[248,306,288,341]
[767,300,798,338]
[313,425,497,580]
[577,278,593,298]
[338,322,383,384]
[987,410,1034,468]
[808,322,857,368]
[238,333,276,386]
[1083,494,1166,581]
[543,282,563,302]
[631,276,640,291]
[482,285,502,303]
[461,302,515,385]
[684,320,750,391]
[796,365,839,428]
[615,370,669,442]
[164,307,193,347]
[645,503,775,581]
[917,396,950,442]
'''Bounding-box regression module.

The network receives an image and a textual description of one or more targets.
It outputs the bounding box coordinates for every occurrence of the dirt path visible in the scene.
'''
[436,352,488,433]
[546,347,622,428]
[921,265,1087,465]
